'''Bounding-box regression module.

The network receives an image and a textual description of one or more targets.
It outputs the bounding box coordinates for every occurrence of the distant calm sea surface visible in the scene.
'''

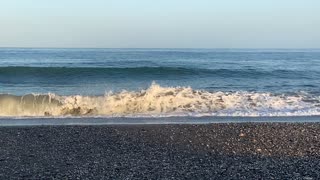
[1,48,320,117]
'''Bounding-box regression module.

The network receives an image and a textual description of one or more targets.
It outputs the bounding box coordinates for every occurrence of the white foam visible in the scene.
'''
[0,83,319,117]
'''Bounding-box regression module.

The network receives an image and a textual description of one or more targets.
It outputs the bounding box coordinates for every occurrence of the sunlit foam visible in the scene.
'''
[0,83,319,117]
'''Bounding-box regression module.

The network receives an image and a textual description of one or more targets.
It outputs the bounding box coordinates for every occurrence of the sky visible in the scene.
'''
[0,0,319,48]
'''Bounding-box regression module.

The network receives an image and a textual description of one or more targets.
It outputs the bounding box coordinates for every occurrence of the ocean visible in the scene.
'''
[1,48,320,118]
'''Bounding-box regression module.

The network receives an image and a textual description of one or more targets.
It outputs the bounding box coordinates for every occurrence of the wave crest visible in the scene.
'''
[0,83,319,117]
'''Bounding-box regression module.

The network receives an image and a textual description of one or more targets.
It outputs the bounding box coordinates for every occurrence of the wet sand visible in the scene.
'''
[0,123,320,179]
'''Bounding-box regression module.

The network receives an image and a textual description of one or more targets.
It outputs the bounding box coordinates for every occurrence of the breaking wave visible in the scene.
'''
[1,83,320,117]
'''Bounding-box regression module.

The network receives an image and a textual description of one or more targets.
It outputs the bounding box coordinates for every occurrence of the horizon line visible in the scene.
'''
[1,47,320,49]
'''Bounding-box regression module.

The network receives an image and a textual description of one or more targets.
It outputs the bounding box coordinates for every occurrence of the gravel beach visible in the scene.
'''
[1,123,320,179]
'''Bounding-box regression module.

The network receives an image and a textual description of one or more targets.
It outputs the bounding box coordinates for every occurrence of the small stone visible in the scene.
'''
[239,133,245,137]
[303,177,313,180]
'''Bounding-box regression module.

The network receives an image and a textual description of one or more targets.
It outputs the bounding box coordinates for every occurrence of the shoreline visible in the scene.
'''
[1,123,320,179]
[1,116,320,126]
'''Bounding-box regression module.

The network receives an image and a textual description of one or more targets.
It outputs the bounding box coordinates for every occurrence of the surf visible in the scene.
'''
[0,83,319,117]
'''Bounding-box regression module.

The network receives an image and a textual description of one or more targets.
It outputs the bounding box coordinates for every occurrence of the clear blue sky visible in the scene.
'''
[1,0,319,48]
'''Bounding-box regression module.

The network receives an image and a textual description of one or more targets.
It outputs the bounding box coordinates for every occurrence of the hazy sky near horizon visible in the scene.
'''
[1,0,319,48]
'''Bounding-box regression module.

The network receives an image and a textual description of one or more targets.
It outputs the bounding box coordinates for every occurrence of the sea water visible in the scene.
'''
[1,48,320,118]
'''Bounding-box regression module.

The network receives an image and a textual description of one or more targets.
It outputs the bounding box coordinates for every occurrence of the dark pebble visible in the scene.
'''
[0,123,320,179]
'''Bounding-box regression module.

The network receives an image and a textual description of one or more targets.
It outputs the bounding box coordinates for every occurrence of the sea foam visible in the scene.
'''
[0,83,319,117]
